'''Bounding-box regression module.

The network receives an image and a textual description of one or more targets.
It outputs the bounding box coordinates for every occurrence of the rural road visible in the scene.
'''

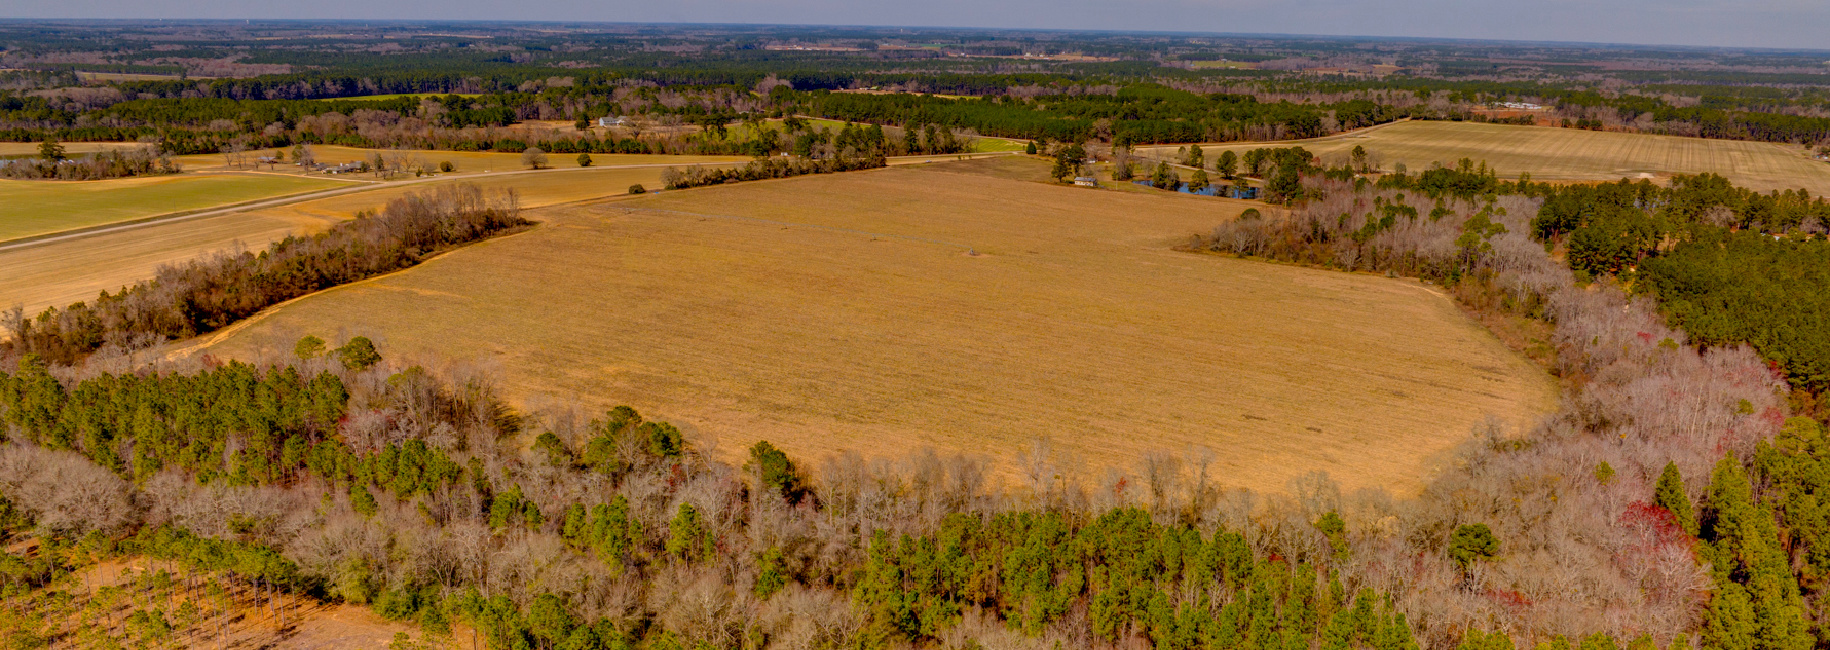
[0,153,1017,254]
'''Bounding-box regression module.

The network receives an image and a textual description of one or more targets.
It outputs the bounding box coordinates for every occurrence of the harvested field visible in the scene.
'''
[1139,120,1830,195]
[0,141,148,158]
[0,206,341,316]
[199,157,1557,494]
[171,146,748,173]
[0,173,343,242]
[0,164,739,315]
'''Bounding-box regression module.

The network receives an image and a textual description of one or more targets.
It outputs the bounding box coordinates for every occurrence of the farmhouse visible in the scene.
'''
[597,116,628,127]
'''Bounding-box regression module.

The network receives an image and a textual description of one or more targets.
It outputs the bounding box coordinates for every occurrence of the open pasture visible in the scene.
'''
[1141,120,1830,195]
[199,157,1557,494]
[0,163,741,315]
[0,173,344,243]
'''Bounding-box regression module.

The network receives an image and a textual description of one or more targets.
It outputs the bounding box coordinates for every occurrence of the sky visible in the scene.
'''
[5,0,1829,51]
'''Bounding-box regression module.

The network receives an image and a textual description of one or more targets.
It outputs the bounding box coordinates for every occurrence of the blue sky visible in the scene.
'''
[7,0,1829,50]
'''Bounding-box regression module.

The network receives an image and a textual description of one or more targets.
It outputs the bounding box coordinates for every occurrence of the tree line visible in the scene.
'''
[0,142,180,181]
[660,150,888,190]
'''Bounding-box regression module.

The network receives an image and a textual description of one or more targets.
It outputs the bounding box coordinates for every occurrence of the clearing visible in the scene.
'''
[197,157,1558,494]
[0,173,344,243]
[0,554,431,649]
[1139,120,1830,195]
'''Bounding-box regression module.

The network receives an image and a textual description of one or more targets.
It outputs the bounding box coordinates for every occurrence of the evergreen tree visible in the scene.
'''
[1217,150,1238,179]
[1656,461,1697,535]
[667,503,713,563]
[1448,523,1499,569]
[754,547,787,598]
[336,337,382,370]
[38,138,64,161]
[1702,454,1810,650]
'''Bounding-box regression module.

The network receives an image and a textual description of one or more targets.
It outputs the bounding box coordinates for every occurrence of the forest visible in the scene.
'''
[1197,165,1825,648]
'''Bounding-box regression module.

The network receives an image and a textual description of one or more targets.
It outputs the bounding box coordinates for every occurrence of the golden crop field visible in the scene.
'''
[198,157,1557,494]
[0,142,148,158]
[0,163,742,315]
[172,146,749,173]
[0,173,345,243]
[1141,120,1830,195]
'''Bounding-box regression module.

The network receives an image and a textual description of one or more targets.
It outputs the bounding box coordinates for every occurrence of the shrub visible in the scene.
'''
[294,335,326,360]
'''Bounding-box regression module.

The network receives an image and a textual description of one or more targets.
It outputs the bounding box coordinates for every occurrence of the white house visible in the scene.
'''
[597,116,628,127]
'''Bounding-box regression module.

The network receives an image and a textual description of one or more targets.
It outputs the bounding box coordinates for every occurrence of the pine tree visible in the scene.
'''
[667,502,712,563]
[1217,150,1238,179]
[1656,461,1696,535]
[1702,454,1810,650]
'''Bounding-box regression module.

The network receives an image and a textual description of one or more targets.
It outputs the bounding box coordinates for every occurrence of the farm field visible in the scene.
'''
[1139,120,1830,195]
[0,141,152,158]
[171,146,749,173]
[1188,60,1259,70]
[0,163,741,315]
[197,157,1558,494]
[248,163,716,222]
[0,173,345,242]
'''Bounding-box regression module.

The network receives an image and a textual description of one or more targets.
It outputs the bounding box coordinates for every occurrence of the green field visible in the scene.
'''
[0,173,344,242]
